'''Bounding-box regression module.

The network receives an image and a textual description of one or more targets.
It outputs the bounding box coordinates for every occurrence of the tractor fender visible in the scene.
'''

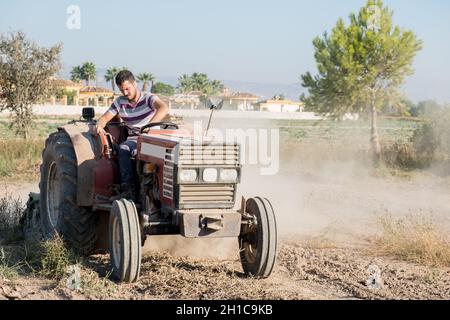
[59,122,102,206]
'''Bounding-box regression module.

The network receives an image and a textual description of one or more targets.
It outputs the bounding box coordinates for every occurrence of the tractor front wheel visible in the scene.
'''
[109,199,142,282]
[239,197,277,278]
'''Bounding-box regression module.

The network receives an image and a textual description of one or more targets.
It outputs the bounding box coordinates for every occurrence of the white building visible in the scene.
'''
[220,92,260,111]
[255,99,304,112]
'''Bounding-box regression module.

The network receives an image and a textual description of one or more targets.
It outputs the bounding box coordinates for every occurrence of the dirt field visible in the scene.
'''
[1,117,450,300]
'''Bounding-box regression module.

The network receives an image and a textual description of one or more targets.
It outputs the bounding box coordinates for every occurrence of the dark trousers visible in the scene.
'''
[118,137,137,186]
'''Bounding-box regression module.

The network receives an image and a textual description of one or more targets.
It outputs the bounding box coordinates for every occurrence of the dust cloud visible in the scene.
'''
[154,116,450,258]
[6,116,450,259]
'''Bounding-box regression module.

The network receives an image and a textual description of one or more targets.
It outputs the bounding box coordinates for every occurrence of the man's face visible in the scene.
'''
[119,80,138,101]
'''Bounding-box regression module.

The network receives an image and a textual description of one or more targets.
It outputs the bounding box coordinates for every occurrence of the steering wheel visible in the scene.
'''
[140,122,179,133]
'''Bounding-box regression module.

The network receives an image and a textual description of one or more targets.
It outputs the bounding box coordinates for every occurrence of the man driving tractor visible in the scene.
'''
[93,70,169,200]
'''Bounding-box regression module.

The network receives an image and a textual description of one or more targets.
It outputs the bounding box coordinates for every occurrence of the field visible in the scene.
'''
[1,114,450,300]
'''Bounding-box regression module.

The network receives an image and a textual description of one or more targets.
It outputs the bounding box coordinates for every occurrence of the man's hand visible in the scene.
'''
[92,124,105,136]
[92,111,115,136]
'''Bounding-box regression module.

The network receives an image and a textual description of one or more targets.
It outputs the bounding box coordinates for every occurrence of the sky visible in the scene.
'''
[1,0,450,103]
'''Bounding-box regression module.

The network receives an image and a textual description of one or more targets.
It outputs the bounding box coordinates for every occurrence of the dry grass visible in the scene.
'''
[77,267,117,298]
[302,223,339,249]
[37,236,78,280]
[372,212,450,267]
[0,247,23,280]
[0,138,44,178]
[0,193,24,243]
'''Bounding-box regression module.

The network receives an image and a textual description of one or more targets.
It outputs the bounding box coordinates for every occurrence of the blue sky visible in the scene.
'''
[1,0,450,102]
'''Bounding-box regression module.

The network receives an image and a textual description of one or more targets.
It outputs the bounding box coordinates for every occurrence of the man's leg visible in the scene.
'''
[118,137,138,197]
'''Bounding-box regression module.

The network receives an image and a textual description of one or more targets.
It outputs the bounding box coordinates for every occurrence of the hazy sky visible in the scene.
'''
[1,0,449,102]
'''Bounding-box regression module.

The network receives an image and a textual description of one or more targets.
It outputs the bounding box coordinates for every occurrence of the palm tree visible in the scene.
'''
[191,72,210,94]
[210,80,225,95]
[70,65,83,83]
[81,62,96,86]
[137,72,155,92]
[177,74,193,93]
[104,67,119,92]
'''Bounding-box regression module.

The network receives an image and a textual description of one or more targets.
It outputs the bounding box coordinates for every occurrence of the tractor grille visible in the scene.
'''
[177,144,239,208]
[178,144,240,166]
[179,184,235,208]
[163,148,174,199]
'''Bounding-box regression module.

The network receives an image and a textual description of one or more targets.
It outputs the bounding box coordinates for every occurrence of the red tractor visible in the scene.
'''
[36,107,277,282]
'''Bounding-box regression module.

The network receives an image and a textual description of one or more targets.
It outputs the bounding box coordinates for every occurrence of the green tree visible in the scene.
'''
[177,73,224,95]
[53,88,77,105]
[191,72,210,94]
[177,74,193,93]
[71,62,97,86]
[301,0,422,164]
[210,80,225,95]
[81,62,96,87]
[137,72,155,92]
[0,31,62,138]
[70,65,83,83]
[104,67,119,92]
[410,100,444,117]
[151,82,175,96]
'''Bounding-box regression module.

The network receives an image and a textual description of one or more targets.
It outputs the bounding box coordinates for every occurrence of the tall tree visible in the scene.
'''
[70,65,83,83]
[151,82,175,96]
[301,0,422,164]
[210,80,225,95]
[70,66,83,82]
[190,72,210,93]
[137,72,155,92]
[177,74,193,93]
[177,73,224,95]
[0,31,62,138]
[81,62,96,87]
[104,67,119,92]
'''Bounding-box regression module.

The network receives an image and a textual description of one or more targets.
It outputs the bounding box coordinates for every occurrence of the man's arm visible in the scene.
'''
[93,111,115,136]
[149,96,169,123]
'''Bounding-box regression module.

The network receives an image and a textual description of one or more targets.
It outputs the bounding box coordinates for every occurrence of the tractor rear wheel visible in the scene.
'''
[239,197,277,278]
[109,199,142,282]
[39,130,98,254]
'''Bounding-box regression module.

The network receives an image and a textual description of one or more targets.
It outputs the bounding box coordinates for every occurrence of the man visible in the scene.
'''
[93,70,169,200]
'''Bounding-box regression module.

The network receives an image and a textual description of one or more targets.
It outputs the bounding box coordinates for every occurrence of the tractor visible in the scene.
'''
[34,105,277,282]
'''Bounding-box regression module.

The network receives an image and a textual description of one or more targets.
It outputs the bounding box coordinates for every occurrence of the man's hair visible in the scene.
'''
[115,70,135,86]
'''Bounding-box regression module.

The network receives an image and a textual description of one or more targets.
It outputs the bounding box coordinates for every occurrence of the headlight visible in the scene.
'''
[202,168,218,182]
[179,169,197,182]
[220,169,238,182]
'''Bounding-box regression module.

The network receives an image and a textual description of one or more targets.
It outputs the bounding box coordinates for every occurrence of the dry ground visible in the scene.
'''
[1,238,449,300]
[1,163,450,300]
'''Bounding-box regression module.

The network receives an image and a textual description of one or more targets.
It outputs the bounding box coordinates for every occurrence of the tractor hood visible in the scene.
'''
[137,131,241,210]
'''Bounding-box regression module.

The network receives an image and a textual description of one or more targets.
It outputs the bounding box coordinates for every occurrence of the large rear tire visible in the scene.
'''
[239,197,277,278]
[39,130,98,254]
[109,199,141,283]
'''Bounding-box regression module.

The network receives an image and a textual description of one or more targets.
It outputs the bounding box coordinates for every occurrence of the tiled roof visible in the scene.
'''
[79,86,113,93]
[223,92,259,99]
[51,78,83,88]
